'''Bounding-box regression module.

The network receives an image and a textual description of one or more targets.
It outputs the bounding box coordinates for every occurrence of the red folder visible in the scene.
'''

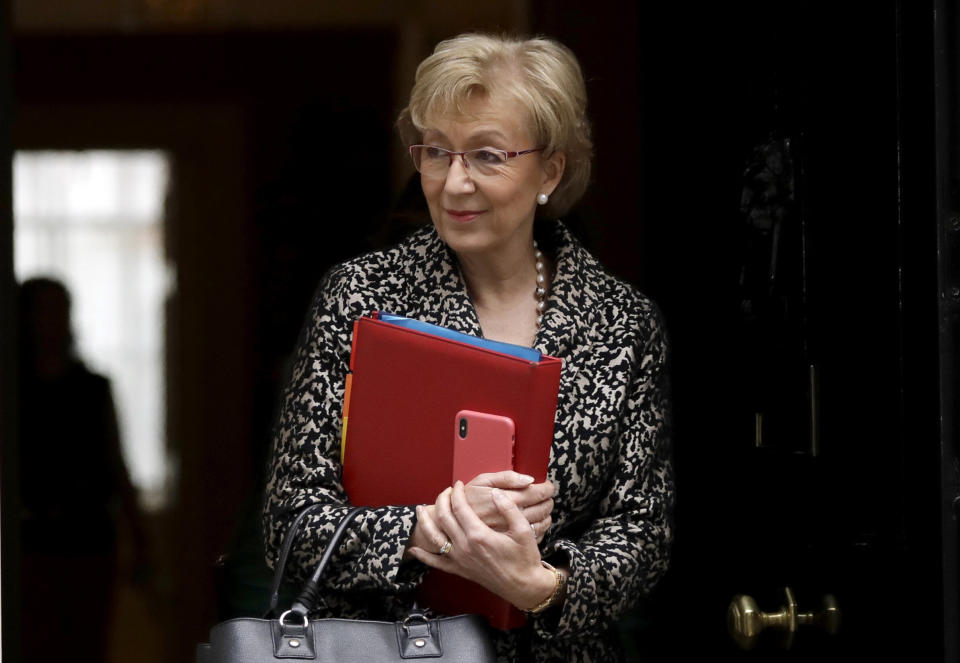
[341,313,561,629]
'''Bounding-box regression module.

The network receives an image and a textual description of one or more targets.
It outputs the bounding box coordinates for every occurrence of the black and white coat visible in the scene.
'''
[263,220,674,663]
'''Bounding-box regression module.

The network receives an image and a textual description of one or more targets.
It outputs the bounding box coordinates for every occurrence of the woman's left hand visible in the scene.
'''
[407,481,557,612]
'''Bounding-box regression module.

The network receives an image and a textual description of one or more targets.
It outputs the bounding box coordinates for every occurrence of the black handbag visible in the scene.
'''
[196,505,497,663]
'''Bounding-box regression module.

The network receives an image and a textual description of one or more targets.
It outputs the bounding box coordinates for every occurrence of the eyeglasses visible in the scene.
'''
[408,145,544,179]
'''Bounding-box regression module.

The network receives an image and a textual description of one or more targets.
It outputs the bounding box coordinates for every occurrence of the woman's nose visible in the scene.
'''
[443,154,476,193]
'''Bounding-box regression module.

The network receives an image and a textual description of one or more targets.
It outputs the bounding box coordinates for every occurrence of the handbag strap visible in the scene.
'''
[266,504,366,617]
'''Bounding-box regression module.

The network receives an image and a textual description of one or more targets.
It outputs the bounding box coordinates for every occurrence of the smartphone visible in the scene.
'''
[452,410,516,485]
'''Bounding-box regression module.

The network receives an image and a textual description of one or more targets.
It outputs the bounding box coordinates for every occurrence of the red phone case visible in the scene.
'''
[452,410,515,484]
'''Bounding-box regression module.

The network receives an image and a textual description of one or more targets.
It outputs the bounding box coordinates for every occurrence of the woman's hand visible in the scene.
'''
[406,481,558,612]
[402,471,553,561]
[465,471,554,541]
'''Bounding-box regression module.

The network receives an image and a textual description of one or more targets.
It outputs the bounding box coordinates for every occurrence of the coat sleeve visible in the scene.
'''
[262,265,427,594]
[532,307,674,640]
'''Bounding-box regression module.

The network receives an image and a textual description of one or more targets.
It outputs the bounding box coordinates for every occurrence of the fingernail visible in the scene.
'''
[520,474,534,483]
[416,505,423,516]
[455,480,464,489]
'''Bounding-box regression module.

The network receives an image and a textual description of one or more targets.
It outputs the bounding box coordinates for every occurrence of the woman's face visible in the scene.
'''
[419,93,564,260]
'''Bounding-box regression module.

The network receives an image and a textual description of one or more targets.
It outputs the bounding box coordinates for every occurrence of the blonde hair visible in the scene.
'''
[397,33,593,218]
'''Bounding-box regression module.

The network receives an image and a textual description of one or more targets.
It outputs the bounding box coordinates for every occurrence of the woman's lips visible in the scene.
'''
[446,209,484,223]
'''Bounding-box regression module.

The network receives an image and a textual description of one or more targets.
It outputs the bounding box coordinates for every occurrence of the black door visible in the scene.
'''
[629,1,958,660]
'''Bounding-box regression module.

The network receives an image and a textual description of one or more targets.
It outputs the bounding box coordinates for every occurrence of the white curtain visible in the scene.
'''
[14,150,173,510]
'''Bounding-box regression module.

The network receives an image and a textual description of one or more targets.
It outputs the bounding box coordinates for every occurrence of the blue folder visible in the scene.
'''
[378,313,542,362]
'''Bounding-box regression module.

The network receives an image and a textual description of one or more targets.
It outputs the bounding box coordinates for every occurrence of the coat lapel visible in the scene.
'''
[396,220,596,358]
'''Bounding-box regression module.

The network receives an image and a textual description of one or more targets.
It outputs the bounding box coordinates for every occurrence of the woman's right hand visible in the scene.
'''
[406,483,559,612]
[403,471,554,559]
[464,471,554,537]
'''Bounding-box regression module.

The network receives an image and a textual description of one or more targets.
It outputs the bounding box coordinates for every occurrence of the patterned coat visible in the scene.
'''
[263,220,674,662]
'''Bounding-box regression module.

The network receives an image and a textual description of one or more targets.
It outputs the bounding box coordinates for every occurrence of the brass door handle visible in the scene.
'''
[727,587,841,650]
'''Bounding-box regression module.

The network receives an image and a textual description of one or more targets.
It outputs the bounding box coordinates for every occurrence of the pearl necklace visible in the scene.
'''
[534,241,547,328]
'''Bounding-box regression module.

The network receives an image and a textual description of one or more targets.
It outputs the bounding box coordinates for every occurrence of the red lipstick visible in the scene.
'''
[446,209,484,223]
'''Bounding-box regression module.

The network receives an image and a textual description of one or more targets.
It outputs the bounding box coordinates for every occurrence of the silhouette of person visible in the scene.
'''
[17,277,145,663]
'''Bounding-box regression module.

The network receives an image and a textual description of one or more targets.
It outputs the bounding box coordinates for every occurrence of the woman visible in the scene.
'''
[264,33,673,662]
[18,278,146,663]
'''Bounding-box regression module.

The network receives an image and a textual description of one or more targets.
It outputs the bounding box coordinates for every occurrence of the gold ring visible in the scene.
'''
[439,541,452,556]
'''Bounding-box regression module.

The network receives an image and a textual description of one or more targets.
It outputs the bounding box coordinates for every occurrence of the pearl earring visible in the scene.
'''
[537,193,549,205]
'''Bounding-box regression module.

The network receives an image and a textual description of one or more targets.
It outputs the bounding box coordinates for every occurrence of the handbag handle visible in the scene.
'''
[266,504,366,617]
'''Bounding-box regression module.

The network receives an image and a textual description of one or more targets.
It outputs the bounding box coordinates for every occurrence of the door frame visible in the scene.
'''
[933,0,960,658]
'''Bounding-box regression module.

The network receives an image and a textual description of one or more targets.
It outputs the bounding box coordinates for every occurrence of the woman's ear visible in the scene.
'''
[541,151,566,196]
